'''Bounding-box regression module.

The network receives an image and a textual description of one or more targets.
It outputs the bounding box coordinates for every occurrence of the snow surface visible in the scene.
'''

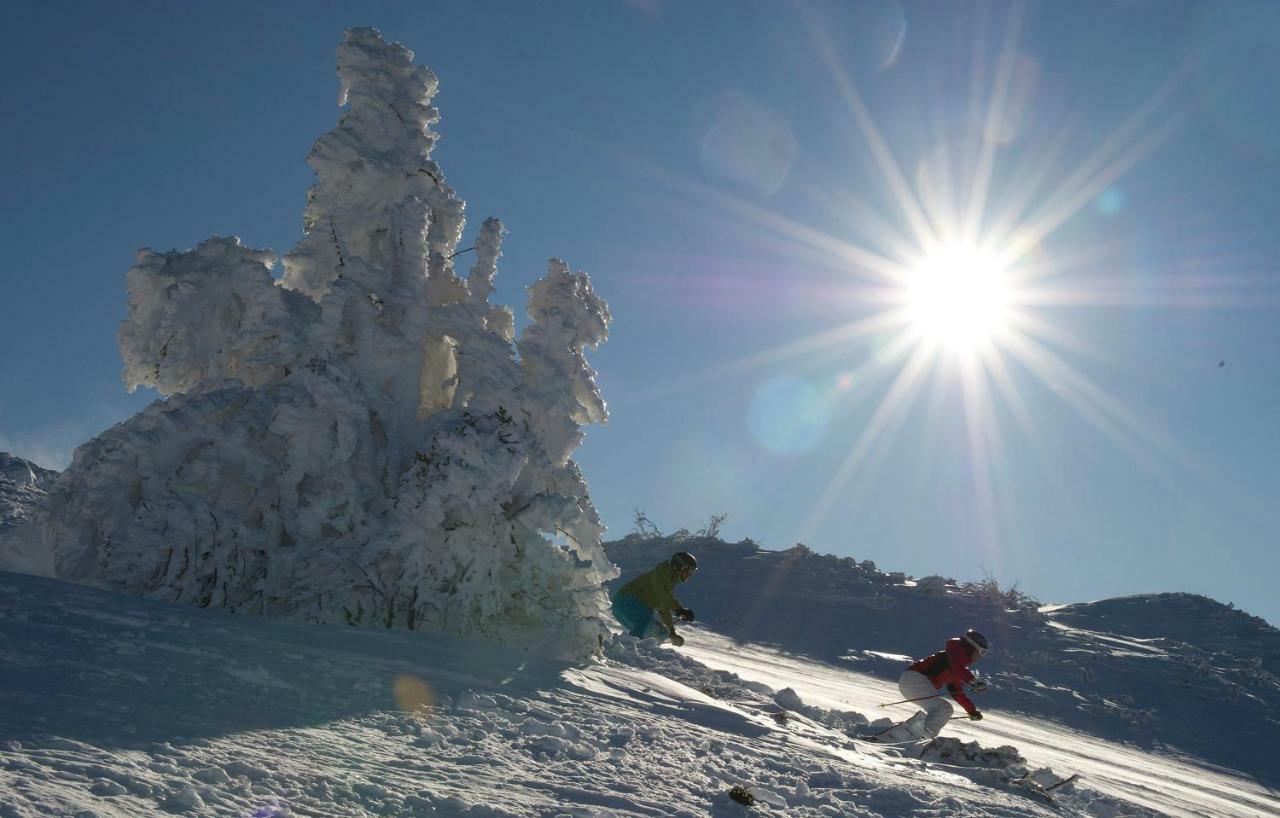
[0,29,615,660]
[682,630,1278,818]
[2,560,1277,817]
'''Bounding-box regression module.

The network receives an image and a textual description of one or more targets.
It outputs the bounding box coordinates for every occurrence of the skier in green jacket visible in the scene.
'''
[612,552,698,645]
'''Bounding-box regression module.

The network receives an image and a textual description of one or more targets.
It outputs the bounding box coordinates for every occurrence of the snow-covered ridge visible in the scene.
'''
[605,536,1280,786]
[1051,592,1278,652]
[0,29,614,660]
[0,454,59,575]
[0,453,57,534]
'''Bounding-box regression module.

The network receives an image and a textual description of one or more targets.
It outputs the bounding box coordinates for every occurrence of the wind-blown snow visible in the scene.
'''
[0,28,614,660]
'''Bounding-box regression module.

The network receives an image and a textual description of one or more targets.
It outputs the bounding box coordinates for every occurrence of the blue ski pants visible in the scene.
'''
[611,592,666,639]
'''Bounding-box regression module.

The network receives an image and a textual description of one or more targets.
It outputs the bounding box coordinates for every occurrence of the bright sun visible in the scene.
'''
[905,244,1012,353]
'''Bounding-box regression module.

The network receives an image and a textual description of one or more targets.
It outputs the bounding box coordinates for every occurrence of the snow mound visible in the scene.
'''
[920,736,1026,769]
[0,29,614,659]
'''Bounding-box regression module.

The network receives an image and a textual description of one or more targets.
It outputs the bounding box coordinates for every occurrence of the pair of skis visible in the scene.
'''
[853,712,971,743]
[851,720,1081,804]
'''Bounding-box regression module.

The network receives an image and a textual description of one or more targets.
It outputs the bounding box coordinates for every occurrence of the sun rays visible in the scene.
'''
[580,2,1278,570]
[608,2,1239,559]
[778,2,1207,553]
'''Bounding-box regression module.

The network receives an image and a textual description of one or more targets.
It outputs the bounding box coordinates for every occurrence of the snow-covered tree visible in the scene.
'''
[0,28,615,660]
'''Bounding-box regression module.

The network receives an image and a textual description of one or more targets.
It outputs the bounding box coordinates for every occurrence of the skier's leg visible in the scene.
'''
[900,710,929,739]
[611,594,655,638]
[920,696,953,737]
[891,670,940,740]
[642,614,668,641]
[898,670,938,705]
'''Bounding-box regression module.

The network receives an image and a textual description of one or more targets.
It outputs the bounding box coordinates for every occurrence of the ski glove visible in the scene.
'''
[969,710,983,721]
[969,678,989,694]
[670,632,686,647]
[676,607,695,622]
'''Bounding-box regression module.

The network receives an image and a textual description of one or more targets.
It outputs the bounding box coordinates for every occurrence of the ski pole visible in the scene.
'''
[879,694,940,708]
[869,720,902,737]
[1043,774,1080,793]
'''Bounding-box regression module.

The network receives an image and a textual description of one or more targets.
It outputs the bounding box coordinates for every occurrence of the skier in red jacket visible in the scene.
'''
[888,629,990,741]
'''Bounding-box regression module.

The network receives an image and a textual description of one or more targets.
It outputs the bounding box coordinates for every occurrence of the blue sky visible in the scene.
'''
[3,1,1278,624]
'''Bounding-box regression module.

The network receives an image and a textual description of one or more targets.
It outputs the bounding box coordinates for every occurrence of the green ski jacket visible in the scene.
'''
[615,561,685,629]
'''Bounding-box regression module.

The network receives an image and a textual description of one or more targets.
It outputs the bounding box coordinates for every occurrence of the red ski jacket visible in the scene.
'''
[908,637,978,714]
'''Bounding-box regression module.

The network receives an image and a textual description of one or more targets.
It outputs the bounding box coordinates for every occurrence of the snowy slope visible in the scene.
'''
[605,537,1280,787]
[682,629,1279,818]
[4,566,1277,817]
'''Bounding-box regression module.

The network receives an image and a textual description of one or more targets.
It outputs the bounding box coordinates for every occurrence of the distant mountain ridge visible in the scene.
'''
[1051,592,1278,650]
[604,535,1280,785]
[0,452,57,533]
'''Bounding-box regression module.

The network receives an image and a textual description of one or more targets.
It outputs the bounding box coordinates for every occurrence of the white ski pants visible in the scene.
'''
[898,669,952,737]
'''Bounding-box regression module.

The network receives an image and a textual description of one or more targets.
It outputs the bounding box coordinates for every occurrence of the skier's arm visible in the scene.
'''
[653,572,683,625]
[947,683,977,715]
[658,595,689,630]
[657,607,675,629]
[946,638,975,683]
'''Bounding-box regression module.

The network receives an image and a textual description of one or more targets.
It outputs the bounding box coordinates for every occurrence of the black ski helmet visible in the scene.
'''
[963,629,990,655]
[670,551,698,572]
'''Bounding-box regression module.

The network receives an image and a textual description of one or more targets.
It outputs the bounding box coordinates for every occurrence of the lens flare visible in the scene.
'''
[747,375,831,456]
[393,673,436,715]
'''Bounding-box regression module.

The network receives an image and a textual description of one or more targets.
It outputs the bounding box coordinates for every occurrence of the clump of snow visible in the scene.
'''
[919,736,1026,770]
[774,686,805,711]
[0,28,614,660]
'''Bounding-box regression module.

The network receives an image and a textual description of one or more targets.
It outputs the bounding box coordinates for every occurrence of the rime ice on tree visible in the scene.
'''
[5,29,615,659]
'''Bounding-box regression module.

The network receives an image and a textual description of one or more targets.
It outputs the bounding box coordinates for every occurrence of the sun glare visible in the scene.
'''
[906,245,1012,353]
[630,2,1202,554]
